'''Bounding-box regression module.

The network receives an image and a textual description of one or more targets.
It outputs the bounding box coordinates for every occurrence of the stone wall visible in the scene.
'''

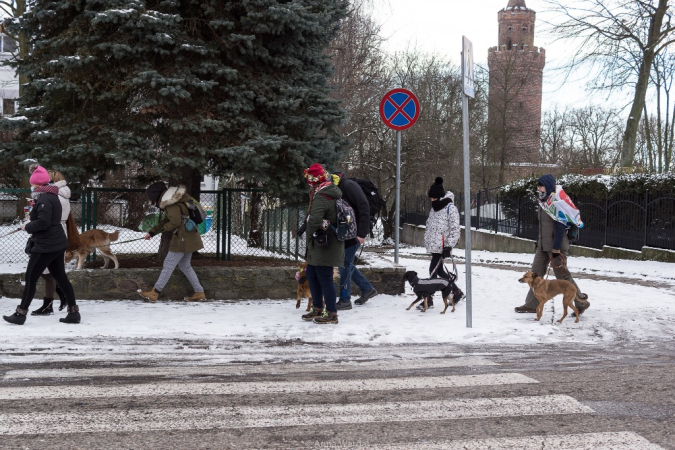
[0,264,406,301]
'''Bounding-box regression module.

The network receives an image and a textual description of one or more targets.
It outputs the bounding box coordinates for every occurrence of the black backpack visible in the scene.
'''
[349,178,383,235]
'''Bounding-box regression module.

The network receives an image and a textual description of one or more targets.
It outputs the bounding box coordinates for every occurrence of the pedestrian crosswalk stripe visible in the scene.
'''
[0,395,592,435]
[0,344,483,365]
[3,356,497,380]
[309,432,665,450]
[0,372,535,400]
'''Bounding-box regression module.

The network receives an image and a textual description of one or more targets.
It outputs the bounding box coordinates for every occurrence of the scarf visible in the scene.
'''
[31,184,59,200]
[431,198,452,212]
[538,186,584,228]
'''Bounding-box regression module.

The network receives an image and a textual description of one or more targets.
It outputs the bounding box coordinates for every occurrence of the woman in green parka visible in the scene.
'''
[139,182,206,303]
[300,164,344,324]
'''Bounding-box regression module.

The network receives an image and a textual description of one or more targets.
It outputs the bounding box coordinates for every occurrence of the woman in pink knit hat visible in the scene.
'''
[3,166,80,326]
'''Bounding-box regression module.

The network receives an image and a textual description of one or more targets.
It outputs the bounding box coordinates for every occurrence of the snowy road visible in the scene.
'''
[0,251,674,448]
[1,343,673,448]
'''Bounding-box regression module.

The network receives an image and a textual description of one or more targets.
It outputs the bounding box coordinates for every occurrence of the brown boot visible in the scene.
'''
[184,292,206,302]
[313,311,338,325]
[138,288,159,303]
[302,306,324,321]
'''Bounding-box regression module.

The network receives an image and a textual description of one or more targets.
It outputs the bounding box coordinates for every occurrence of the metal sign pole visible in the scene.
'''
[395,130,401,264]
[462,36,474,329]
[462,93,472,328]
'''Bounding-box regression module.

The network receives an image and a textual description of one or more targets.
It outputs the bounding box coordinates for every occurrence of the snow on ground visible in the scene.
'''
[396,246,675,285]
[1,251,674,362]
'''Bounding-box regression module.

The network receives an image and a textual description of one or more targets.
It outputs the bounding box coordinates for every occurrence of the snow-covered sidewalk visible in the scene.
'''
[1,251,674,364]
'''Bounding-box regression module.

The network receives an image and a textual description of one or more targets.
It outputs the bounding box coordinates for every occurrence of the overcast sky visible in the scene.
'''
[373,0,631,111]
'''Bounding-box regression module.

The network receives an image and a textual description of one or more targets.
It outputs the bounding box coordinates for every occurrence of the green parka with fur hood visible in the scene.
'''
[305,183,345,267]
[148,185,204,254]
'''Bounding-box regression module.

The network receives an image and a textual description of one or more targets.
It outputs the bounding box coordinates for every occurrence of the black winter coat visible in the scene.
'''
[24,192,68,254]
[336,176,370,248]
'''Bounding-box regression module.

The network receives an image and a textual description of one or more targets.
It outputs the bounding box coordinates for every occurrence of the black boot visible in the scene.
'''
[60,305,81,324]
[31,298,54,316]
[56,285,67,311]
[3,306,28,325]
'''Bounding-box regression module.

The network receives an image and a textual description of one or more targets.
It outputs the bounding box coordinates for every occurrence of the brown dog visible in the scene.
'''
[518,270,586,323]
[65,229,120,269]
[295,262,339,311]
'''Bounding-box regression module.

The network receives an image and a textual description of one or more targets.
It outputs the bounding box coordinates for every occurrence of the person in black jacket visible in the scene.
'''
[3,166,80,326]
[333,173,378,310]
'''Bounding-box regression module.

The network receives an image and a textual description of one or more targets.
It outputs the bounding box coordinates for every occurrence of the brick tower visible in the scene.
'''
[488,0,545,180]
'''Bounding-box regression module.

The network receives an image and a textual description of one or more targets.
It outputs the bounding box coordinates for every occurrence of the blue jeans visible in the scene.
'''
[338,243,374,302]
[306,265,337,313]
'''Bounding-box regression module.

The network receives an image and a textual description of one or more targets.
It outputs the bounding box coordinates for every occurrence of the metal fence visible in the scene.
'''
[403,190,675,252]
[0,187,313,264]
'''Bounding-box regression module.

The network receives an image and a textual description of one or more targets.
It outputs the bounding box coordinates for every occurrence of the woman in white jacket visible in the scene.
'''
[31,169,71,316]
[423,177,464,307]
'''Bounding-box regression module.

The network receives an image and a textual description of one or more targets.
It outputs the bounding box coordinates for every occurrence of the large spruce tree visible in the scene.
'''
[1,0,347,195]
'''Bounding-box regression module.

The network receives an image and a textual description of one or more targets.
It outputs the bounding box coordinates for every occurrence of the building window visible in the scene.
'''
[2,98,16,115]
[0,34,17,53]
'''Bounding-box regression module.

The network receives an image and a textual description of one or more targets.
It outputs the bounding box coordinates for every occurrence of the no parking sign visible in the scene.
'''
[379,88,420,131]
[379,88,419,265]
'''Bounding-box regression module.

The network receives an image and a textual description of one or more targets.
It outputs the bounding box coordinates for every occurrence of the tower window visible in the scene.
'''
[508,26,512,31]
[522,26,528,31]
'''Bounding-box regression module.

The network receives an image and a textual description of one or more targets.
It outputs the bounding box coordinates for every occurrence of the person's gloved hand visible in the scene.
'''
[442,247,452,258]
[296,221,307,237]
[551,252,563,268]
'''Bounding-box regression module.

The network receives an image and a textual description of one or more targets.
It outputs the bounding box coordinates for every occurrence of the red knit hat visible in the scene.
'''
[29,165,50,186]
[303,163,329,185]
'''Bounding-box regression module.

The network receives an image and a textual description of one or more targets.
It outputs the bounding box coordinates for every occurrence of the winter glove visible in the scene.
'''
[442,247,452,258]
[551,253,563,269]
[296,221,307,237]
[312,229,331,248]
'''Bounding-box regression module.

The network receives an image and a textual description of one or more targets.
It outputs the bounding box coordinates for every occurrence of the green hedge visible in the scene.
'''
[499,172,675,201]
[497,172,675,223]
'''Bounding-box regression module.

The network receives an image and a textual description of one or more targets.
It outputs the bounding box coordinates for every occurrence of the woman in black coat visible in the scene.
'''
[3,166,80,325]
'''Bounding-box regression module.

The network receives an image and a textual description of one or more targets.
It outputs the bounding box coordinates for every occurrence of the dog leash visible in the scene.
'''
[73,227,166,251]
[0,228,22,238]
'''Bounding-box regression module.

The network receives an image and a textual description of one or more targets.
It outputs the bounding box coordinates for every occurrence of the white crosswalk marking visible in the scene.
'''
[0,352,666,449]
[2,355,497,380]
[345,432,665,450]
[0,395,591,435]
[0,373,536,400]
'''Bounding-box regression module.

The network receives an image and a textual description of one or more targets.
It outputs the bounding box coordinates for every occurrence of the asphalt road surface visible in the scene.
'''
[1,340,674,449]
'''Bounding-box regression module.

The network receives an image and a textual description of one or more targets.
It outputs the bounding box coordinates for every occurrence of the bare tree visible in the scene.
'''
[643,50,675,172]
[544,0,675,168]
[540,107,570,164]
[570,106,621,169]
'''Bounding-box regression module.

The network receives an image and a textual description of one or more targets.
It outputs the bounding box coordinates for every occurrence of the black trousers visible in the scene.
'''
[21,251,76,309]
[429,253,462,297]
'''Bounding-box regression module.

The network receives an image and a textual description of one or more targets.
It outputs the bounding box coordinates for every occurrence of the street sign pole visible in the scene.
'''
[462,36,475,329]
[395,130,401,264]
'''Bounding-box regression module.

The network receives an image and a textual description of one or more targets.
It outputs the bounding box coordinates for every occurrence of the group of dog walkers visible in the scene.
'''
[1,167,210,326]
[3,161,589,327]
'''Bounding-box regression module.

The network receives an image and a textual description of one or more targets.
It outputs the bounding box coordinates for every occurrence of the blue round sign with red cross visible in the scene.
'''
[379,88,420,131]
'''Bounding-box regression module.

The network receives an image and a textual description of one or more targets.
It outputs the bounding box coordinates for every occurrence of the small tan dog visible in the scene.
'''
[295,262,338,311]
[65,229,120,269]
[518,270,586,323]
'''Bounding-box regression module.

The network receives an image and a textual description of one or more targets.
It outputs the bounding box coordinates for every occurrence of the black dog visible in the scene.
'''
[403,271,455,314]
